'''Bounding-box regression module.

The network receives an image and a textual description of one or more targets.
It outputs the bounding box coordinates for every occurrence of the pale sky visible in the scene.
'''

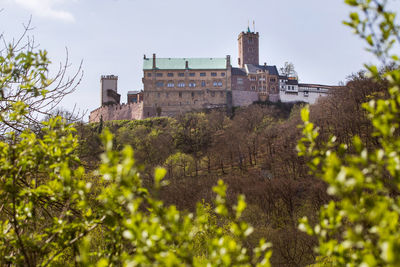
[0,0,387,120]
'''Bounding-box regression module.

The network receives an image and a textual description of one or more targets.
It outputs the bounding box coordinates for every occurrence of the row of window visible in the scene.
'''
[247,76,276,82]
[149,72,226,78]
[156,81,223,88]
[153,91,225,98]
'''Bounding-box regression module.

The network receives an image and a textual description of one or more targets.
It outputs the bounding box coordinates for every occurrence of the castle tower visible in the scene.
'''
[101,75,121,106]
[238,28,259,68]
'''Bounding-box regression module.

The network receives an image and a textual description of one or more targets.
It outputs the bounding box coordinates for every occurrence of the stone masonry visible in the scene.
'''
[89,102,143,122]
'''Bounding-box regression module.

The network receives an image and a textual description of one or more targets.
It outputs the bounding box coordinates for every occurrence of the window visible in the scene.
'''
[189,82,196,88]
[179,92,182,98]
[167,82,174,88]
[156,73,163,77]
[211,72,217,77]
[189,73,195,77]
[220,92,224,97]
[270,78,276,82]
[251,86,256,91]
[178,73,185,77]
[221,72,225,77]
[166,93,169,98]
[237,78,243,85]
[167,73,174,77]
[249,37,253,43]
[213,81,222,87]
[211,92,215,97]
[157,93,160,98]
[147,73,151,77]
[156,81,164,87]
[250,76,256,81]
[191,92,195,97]
[200,72,206,77]
[201,81,206,87]
[304,91,309,97]
[178,82,185,88]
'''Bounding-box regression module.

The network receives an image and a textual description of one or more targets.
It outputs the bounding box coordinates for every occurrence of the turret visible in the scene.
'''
[101,75,120,106]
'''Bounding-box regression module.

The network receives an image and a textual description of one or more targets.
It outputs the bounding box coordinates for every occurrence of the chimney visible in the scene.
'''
[226,55,231,68]
[185,60,189,69]
[264,62,267,67]
[152,53,156,69]
[144,54,147,59]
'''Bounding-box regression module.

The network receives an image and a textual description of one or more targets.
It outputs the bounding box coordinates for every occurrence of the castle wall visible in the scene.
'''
[268,93,280,102]
[232,90,259,107]
[279,91,327,104]
[89,102,144,123]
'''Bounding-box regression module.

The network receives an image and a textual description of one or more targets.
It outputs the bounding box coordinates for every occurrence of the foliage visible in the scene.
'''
[0,20,82,134]
[165,152,195,178]
[0,31,272,266]
[298,0,400,265]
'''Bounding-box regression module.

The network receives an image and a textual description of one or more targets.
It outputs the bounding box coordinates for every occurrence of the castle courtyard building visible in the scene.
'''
[142,55,232,117]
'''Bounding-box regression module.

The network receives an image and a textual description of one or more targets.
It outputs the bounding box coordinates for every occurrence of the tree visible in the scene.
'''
[298,0,400,265]
[0,18,83,134]
[279,62,298,79]
[0,24,272,265]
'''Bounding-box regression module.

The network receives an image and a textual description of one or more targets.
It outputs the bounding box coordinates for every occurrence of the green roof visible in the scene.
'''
[143,58,227,70]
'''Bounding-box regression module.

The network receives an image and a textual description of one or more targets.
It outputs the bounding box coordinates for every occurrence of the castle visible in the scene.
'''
[89,28,336,123]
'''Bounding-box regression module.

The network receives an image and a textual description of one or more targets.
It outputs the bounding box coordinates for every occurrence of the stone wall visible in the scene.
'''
[268,93,280,102]
[89,102,144,123]
[232,90,259,107]
[279,91,327,104]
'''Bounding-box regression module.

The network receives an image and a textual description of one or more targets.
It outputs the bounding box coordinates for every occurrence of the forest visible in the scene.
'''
[1,0,400,266]
[75,71,388,266]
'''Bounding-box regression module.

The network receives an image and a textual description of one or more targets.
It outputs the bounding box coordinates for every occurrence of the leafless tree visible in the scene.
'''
[0,17,84,134]
[279,62,298,79]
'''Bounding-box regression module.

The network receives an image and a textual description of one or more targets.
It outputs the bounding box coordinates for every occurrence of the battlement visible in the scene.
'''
[89,102,144,123]
[101,75,118,80]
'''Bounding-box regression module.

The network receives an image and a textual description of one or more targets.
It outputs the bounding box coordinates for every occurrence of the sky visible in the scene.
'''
[0,0,386,121]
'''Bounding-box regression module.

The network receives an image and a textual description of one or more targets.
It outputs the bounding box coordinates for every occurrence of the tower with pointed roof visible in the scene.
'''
[238,29,259,68]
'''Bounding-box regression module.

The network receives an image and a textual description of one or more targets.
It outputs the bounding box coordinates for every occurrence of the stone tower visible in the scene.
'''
[238,28,259,68]
[101,75,120,106]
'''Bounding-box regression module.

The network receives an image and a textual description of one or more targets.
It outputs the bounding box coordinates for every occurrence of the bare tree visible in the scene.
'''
[279,62,298,79]
[0,17,83,134]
